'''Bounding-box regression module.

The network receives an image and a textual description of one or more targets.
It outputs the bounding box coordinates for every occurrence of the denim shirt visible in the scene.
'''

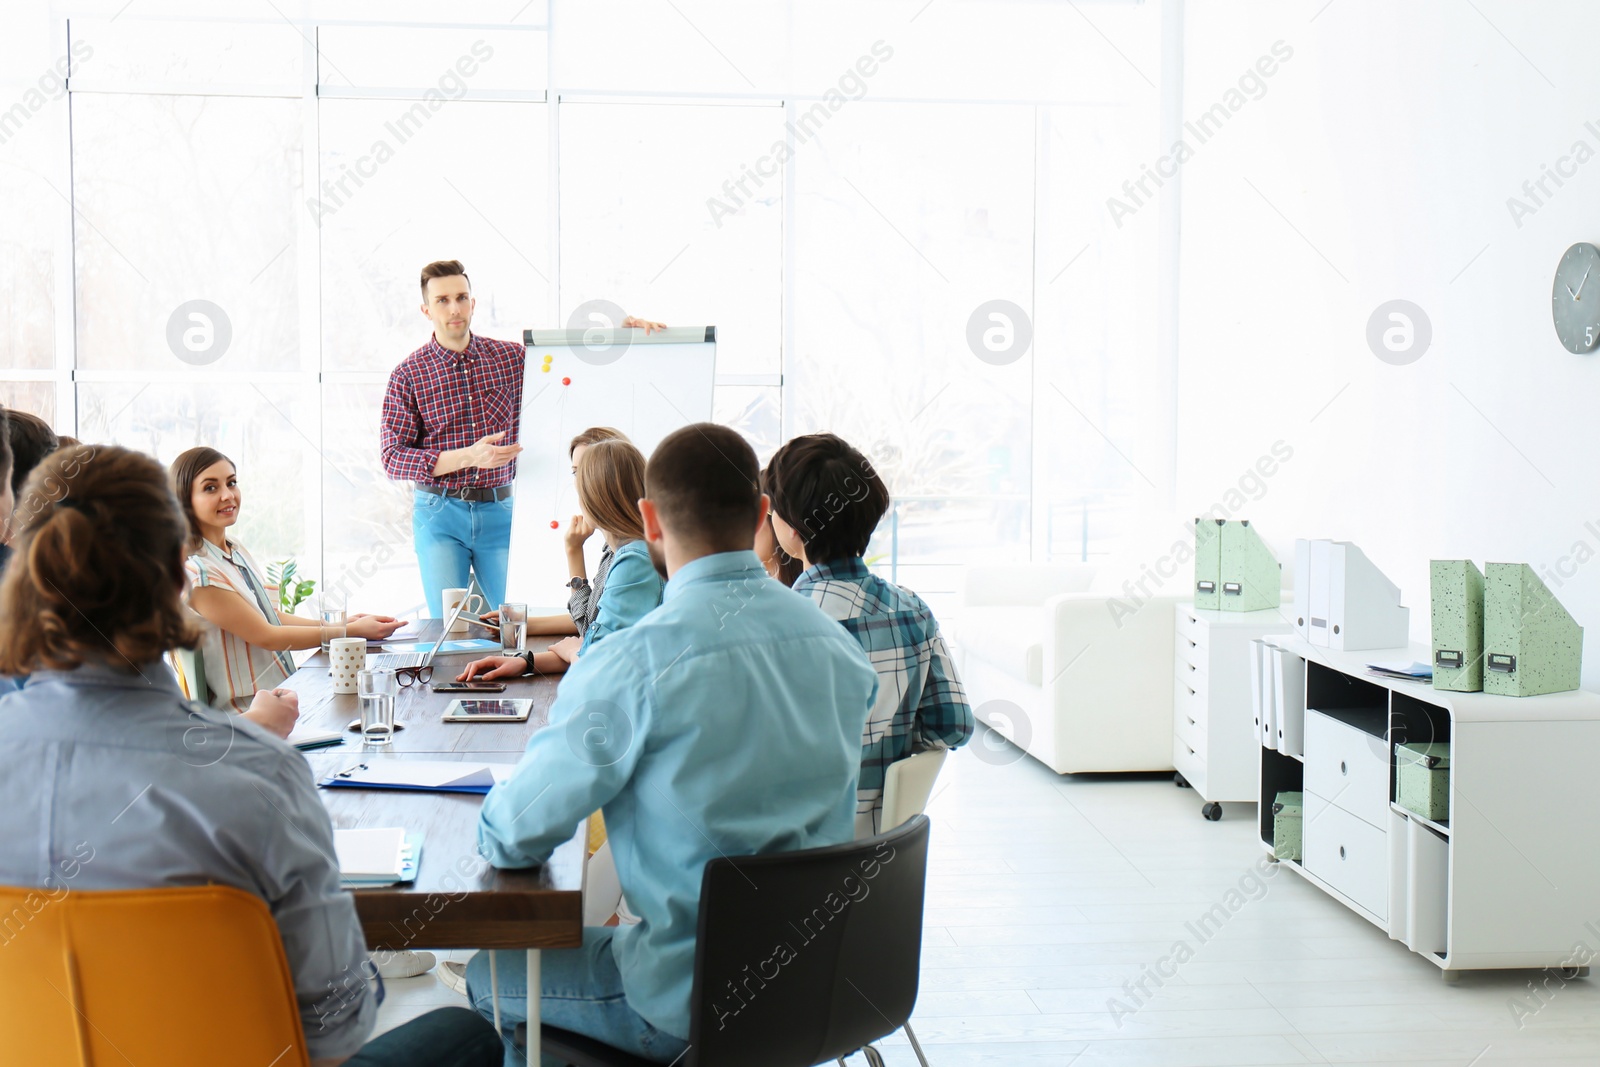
[478,550,879,1038]
[0,661,377,1060]
[576,539,664,655]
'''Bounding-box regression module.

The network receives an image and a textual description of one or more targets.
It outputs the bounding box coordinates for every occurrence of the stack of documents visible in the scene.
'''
[1366,660,1433,682]
[319,760,514,794]
[333,827,421,887]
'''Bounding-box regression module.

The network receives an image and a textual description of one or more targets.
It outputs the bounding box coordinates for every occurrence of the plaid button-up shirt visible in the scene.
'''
[793,556,974,834]
[380,333,524,490]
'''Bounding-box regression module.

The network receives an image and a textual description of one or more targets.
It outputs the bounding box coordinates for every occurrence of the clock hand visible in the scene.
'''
[1577,264,1593,299]
[1568,283,1578,299]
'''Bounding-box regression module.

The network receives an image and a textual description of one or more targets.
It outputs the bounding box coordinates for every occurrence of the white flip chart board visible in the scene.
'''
[504,326,716,607]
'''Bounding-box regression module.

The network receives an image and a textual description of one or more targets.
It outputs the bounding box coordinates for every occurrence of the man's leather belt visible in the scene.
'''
[416,482,513,503]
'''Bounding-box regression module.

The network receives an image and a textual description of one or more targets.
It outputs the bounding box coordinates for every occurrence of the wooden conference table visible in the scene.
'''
[283,618,577,1063]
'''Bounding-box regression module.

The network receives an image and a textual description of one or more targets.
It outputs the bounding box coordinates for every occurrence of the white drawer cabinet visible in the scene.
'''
[1173,603,1293,819]
[1261,633,1600,976]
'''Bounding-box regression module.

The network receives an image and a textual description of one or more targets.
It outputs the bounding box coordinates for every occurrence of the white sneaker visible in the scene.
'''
[437,959,470,996]
[373,949,437,979]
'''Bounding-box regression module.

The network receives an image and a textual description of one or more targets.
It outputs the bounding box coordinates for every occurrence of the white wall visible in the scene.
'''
[1173,0,1600,685]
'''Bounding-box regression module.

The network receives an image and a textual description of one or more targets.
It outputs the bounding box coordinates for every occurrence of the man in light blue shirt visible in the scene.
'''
[468,422,878,1062]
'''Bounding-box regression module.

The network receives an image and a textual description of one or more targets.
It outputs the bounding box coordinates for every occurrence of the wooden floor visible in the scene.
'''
[376,726,1600,1065]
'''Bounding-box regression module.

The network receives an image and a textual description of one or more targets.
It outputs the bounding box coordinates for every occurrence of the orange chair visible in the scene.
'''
[1,883,309,1066]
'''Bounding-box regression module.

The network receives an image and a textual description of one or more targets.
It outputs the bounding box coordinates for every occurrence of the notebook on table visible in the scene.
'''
[288,727,345,751]
[333,827,422,887]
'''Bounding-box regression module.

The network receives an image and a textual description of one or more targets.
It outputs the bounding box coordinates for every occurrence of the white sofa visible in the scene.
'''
[954,563,1177,775]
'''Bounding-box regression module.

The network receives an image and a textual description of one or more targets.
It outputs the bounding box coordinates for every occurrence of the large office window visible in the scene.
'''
[0,2,1167,615]
[791,102,1036,592]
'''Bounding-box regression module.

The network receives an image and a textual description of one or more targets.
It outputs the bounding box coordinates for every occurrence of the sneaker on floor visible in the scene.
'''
[437,959,469,996]
[374,950,437,979]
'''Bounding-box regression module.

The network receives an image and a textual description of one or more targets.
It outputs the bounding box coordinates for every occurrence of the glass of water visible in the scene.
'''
[357,668,397,746]
[319,591,348,656]
[499,602,528,653]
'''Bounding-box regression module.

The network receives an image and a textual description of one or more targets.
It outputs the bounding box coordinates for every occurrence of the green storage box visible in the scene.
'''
[1272,791,1303,862]
[1219,519,1282,612]
[1194,518,1222,609]
[1395,741,1451,822]
[1483,562,1583,697]
[1431,559,1484,693]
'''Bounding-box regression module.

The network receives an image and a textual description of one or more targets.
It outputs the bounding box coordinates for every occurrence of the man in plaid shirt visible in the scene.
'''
[381,260,661,615]
[765,433,974,836]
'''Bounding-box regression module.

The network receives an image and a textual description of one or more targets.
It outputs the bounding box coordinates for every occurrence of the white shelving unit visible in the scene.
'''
[1173,602,1293,820]
[1260,633,1600,973]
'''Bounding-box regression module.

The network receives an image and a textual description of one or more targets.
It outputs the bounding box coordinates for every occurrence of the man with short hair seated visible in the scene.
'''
[465,422,879,1063]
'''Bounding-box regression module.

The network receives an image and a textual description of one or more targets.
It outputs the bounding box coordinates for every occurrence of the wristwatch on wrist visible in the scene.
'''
[567,576,589,591]
[521,650,538,674]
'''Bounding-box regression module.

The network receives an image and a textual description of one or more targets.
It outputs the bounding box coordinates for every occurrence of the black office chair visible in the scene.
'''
[521,813,933,1067]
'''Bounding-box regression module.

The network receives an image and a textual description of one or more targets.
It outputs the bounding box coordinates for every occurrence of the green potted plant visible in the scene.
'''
[266,559,317,615]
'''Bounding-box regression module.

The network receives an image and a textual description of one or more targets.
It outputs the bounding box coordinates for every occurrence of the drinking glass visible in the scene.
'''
[499,602,528,652]
[319,591,348,655]
[357,668,397,746]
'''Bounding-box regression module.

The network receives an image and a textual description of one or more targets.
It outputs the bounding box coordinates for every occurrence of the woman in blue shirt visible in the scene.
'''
[457,439,663,682]
[0,444,500,1065]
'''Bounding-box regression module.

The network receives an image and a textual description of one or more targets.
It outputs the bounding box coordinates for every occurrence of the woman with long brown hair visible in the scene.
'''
[458,437,663,681]
[0,444,502,1063]
[170,446,403,713]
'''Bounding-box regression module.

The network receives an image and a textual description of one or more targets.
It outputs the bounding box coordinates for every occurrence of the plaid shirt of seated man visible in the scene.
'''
[766,433,975,836]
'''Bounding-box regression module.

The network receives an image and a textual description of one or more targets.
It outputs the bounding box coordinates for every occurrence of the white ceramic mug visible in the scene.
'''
[442,588,488,633]
[329,637,368,695]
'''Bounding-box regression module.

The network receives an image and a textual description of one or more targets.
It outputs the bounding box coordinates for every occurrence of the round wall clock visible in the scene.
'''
[1552,242,1600,353]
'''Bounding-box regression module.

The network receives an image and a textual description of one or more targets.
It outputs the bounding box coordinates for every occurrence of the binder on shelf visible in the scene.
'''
[1293,539,1313,641]
[1250,638,1268,744]
[1273,648,1307,757]
[1430,560,1485,692]
[1219,520,1281,611]
[1307,539,1333,646]
[1193,518,1222,610]
[1261,643,1280,750]
[1403,819,1449,957]
[1328,542,1410,650]
[1482,563,1583,697]
[1299,538,1410,650]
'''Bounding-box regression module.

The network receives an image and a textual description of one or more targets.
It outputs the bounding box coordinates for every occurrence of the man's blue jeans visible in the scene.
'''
[413,488,513,617]
[464,929,690,1067]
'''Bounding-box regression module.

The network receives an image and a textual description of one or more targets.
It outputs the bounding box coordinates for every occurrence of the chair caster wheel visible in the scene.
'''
[1174,772,1190,788]
[1202,802,1223,821]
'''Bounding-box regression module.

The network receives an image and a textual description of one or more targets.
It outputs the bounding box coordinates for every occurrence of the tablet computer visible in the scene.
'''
[442,698,534,723]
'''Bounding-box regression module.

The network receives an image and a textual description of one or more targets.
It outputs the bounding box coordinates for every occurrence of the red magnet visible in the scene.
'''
[550,520,559,529]
[561,376,571,385]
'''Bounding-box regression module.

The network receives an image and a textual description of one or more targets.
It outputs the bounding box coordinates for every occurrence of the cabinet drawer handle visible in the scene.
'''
[1340,760,1347,776]
[1339,845,1346,860]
